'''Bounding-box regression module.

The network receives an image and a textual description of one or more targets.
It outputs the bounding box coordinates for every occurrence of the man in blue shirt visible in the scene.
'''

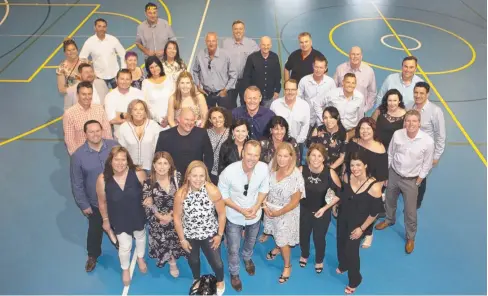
[70,120,118,272]
[218,140,269,292]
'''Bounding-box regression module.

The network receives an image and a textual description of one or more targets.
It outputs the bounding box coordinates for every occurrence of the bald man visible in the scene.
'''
[333,46,377,113]
[155,108,214,174]
[242,36,282,107]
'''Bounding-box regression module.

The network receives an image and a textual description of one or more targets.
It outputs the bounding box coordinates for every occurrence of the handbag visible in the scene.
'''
[188,274,217,295]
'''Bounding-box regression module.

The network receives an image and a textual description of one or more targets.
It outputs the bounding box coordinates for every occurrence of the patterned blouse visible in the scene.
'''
[163,60,187,81]
[182,184,218,240]
[207,128,230,176]
[131,67,146,90]
[260,137,301,166]
[56,58,90,87]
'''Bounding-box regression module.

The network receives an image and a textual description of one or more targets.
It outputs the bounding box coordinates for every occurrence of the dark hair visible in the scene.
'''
[307,143,328,164]
[163,41,185,69]
[232,20,245,27]
[77,81,93,94]
[224,119,250,144]
[103,146,139,182]
[267,116,292,142]
[402,56,418,65]
[343,72,356,81]
[125,51,138,60]
[94,18,107,26]
[354,117,381,142]
[349,151,370,177]
[116,68,132,79]
[205,106,232,129]
[414,81,430,93]
[62,38,78,52]
[379,89,405,114]
[285,79,298,89]
[145,56,165,78]
[83,120,102,133]
[322,106,346,131]
[78,62,92,73]
[145,2,157,11]
[314,55,327,65]
[149,151,176,189]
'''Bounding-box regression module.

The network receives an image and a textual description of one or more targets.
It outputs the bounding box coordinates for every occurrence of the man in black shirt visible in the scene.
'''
[155,108,214,175]
[284,32,325,83]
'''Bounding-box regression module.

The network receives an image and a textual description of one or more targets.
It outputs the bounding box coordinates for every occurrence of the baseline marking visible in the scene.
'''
[0,0,9,26]
[372,2,486,166]
[187,0,211,70]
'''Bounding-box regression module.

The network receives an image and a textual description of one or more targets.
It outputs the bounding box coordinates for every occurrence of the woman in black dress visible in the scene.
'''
[299,143,341,273]
[96,146,149,286]
[143,152,187,277]
[218,119,250,174]
[344,117,387,248]
[372,89,406,149]
[260,116,301,166]
[336,152,382,294]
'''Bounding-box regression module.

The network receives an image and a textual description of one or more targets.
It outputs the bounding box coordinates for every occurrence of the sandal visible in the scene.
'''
[278,265,292,284]
[336,267,345,274]
[169,261,179,278]
[345,286,356,294]
[361,234,373,249]
[137,257,147,274]
[258,233,269,243]
[299,257,307,268]
[266,247,280,260]
[315,263,323,274]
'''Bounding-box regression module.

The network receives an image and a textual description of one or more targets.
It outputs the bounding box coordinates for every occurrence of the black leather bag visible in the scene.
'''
[189,274,217,295]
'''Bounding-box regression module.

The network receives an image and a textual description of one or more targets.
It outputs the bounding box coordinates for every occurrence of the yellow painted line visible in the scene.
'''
[328,17,476,75]
[0,116,62,147]
[0,79,29,82]
[43,65,58,69]
[0,0,9,26]
[158,0,172,25]
[95,11,141,24]
[372,3,486,166]
[0,3,97,6]
[26,5,100,82]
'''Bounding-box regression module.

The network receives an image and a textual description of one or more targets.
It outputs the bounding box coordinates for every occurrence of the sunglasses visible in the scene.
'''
[243,184,249,196]
[208,59,212,70]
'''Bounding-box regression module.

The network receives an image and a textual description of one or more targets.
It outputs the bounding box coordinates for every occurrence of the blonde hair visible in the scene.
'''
[180,160,212,198]
[271,142,297,176]
[173,71,198,110]
[126,99,151,123]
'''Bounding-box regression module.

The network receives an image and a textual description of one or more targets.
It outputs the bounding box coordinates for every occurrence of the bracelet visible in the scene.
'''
[102,217,109,221]
[359,226,364,232]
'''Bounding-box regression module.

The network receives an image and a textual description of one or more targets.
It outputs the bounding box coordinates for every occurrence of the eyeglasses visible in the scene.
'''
[243,184,249,196]
[208,59,212,70]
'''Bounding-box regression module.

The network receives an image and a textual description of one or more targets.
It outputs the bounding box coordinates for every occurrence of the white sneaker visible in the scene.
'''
[217,283,225,296]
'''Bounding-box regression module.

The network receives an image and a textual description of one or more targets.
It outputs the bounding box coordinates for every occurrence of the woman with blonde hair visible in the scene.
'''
[173,161,226,295]
[118,99,162,174]
[263,142,305,284]
[167,71,208,128]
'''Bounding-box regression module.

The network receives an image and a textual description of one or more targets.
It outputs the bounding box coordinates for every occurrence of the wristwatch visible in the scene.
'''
[119,113,125,119]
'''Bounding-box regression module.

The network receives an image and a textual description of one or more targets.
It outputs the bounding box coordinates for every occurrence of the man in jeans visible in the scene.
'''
[218,140,269,291]
[70,120,119,272]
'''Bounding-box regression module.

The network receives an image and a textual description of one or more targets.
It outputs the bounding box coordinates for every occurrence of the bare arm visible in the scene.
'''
[275,191,301,216]
[167,96,177,127]
[197,94,208,128]
[96,174,109,221]
[173,188,186,241]
[207,184,226,237]
[57,74,68,94]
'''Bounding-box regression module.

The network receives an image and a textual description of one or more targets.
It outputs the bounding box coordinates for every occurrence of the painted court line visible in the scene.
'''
[371,2,487,167]
[187,0,211,70]
[121,253,138,296]
[0,0,9,26]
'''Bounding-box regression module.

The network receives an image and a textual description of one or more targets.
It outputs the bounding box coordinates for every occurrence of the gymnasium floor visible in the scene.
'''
[0,0,486,294]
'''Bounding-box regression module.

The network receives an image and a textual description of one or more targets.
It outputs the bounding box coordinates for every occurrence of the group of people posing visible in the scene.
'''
[65,2,446,295]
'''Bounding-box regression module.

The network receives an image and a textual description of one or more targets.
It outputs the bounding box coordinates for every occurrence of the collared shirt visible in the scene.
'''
[70,139,119,210]
[222,37,259,79]
[65,79,109,109]
[388,129,434,179]
[232,106,275,140]
[242,50,281,101]
[218,161,270,226]
[333,62,377,112]
[324,87,364,130]
[118,120,162,170]
[135,18,176,56]
[298,74,336,126]
[63,103,113,155]
[284,48,324,82]
[411,100,446,160]
[270,97,310,143]
[104,86,145,137]
[79,34,127,80]
[375,73,423,109]
[192,47,237,92]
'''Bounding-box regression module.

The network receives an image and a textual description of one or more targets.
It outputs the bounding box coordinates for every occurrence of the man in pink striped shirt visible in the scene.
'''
[333,46,377,113]
[63,81,113,155]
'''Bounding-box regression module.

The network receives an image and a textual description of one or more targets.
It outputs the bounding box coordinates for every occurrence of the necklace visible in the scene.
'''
[308,167,323,184]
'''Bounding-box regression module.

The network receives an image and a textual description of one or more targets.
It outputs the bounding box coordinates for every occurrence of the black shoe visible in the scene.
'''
[231,274,242,292]
[85,256,97,272]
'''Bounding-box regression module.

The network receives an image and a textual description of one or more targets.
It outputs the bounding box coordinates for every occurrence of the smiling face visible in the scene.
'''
[308,148,324,169]
[205,33,218,52]
[131,102,147,122]
[64,43,78,60]
[299,35,312,52]
[387,93,401,112]
[126,56,138,71]
[402,59,417,81]
[313,60,327,77]
[178,77,192,95]
[244,89,261,113]
[210,110,225,129]
[145,6,158,23]
[233,124,249,144]
[232,22,245,41]
[349,46,362,67]
[414,86,429,106]
[78,86,93,108]
[149,62,162,77]
[85,122,102,145]
[359,122,374,141]
[405,113,421,134]
[166,42,177,59]
[154,157,170,177]
[178,109,196,133]
[343,76,357,93]
[112,151,128,173]
[188,166,206,189]
[323,111,338,130]
[242,144,261,170]
[350,159,367,178]
[116,72,132,90]
[276,148,292,168]
[271,124,286,142]
[95,20,107,38]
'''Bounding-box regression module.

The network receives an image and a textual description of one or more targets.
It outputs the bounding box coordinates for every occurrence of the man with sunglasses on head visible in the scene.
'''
[218,140,269,292]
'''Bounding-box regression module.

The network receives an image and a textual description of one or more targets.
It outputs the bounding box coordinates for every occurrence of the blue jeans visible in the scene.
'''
[225,219,260,276]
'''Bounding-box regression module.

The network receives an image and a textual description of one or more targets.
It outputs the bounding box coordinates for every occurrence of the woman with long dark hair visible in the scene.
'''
[162,40,186,80]
[260,116,301,166]
[205,107,231,184]
[218,119,250,174]
[372,89,406,149]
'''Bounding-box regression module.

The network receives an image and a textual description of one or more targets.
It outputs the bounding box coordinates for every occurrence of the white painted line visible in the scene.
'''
[380,34,422,51]
[0,0,9,26]
[186,0,211,70]
[121,252,138,296]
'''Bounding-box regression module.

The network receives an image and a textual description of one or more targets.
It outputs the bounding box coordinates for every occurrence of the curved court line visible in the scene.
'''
[0,0,9,26]
[328,17,477,75]
[96,11,142,25]
[187,0,211,70]
[158,0,172,25]
[0,116,62,147]
[371,2,486,167]
[380,34,421,51]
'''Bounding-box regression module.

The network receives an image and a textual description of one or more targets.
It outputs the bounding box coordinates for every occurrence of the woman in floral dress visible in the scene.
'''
[143,151,187,277]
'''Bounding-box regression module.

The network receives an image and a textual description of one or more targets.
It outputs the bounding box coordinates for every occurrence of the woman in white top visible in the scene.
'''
[162,41,186,81]
[118,99,162,173]
[141,56,175,129]
[167,71,208,128]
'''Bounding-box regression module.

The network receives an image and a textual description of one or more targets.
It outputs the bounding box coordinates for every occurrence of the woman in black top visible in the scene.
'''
[299,143,341,274]
[218,119,250,174]
[308,106,347,174]
[344,117,387,248]
[336,152,382,295]
[372,89,406,149]
[260,116,301,166]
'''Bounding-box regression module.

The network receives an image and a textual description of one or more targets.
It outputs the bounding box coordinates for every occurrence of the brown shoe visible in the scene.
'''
[375,221,391,230]
[405,239,415,254]
[85,256,97,272]
[244,259,255,276]
[231,274,242,292]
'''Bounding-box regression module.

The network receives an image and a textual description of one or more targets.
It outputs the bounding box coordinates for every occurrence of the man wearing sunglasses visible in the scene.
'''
[218,140,269,292]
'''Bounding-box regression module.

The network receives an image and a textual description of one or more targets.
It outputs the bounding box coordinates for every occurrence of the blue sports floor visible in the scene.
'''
[0,0,486,294]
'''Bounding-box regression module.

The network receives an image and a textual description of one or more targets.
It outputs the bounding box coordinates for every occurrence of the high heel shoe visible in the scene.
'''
[278,265,291,284]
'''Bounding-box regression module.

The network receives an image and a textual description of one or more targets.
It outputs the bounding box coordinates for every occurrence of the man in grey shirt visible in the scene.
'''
[222,20,259,106]
[135,2,176,59]
[192,32,237,110]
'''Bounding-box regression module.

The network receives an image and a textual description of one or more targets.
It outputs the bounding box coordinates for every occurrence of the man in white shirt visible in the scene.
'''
[324,73,364,139]
[298,55,335,127]
[376,110,434,254]
[80,18,126,89]
[218,140,269,292]
[104,69,145,138]
[65,63,109,109]
[411,82,446,209]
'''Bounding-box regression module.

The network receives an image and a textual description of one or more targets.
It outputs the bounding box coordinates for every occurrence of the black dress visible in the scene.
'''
[337,178,382,288]
[376,113,405,149]
[308,125,347,170]
[105,169,146,234]
[344,141,388,182]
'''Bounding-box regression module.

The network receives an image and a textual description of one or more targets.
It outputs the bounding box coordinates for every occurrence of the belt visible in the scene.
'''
[392,168,418,180]
[204,88,222,96]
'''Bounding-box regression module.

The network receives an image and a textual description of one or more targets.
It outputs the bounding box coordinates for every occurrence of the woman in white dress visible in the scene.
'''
[263,142,305,284]
[142,56,175,129]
